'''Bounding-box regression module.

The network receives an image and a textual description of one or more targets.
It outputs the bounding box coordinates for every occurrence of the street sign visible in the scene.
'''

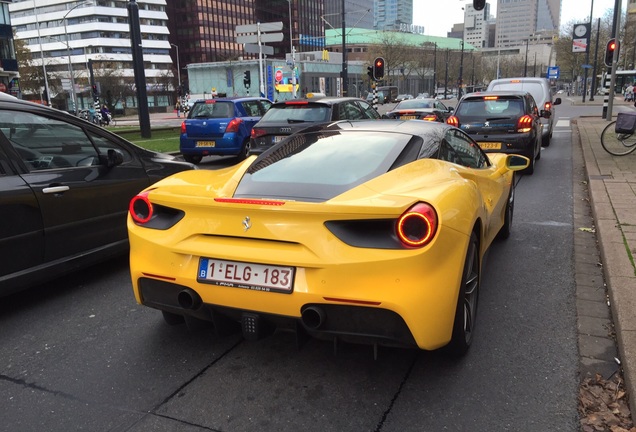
[60,78,72,91]
[547,66,560,79]
[244,43,274,55]
[237,32,283,44]
[236,22,283,34]
[581,64,593,69]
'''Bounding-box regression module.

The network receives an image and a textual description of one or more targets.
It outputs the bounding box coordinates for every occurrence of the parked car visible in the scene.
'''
[180,97,272,164]
[249,94,380,155]
[0,97,195,296]
[384,98,454,122]
[447,90,546,174]
[395,94,414,102]
[416,93,430,99]
[128,119,528,355]
[486,77,561,146]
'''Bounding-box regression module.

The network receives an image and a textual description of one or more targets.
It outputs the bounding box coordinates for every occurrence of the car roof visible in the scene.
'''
[325,118,452,135]
[269,96,366,107]
[191,97,269,103]
[460,90,529,99]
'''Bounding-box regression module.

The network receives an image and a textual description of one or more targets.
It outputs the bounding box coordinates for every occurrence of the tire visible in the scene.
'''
[535,139,541,160]
[497,176,515,240]
[601,120,636,156]
[236,139,250,161]
[523,151,535,175]
[183,154,203,164]
[162,310,185,326]
[446,231,480,356]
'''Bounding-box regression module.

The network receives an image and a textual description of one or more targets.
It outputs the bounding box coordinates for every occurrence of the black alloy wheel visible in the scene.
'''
[236,139,250,161]
[446,231,480,356]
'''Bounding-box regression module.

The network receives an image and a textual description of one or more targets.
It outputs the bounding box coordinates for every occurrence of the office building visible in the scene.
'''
[0,1,19,94]
[374,0,412,31]
[495,0,560,49]
[323,0,374,31]
[463,2,491,48]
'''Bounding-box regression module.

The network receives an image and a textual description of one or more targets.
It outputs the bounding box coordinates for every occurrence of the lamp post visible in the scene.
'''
[170,43,181,92]
[63,1,91,115]
[33,1,50,105]
[287,0,297,98]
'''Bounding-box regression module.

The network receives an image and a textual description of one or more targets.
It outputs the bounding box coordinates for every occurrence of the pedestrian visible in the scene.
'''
[175,100,181,118]
[625,84,634,102]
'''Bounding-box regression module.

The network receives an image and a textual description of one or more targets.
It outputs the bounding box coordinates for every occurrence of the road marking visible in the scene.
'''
[555,119,570,128]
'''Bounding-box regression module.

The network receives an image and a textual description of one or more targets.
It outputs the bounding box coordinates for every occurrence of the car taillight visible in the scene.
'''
[446,116,459,127]
[396,203,438,248]
[226,118,243,133]
[422,114,437,121]
[544,101,552,111]
[180,121,186,134]
[251,128,266,139]
[129,191,153,224]
[516,115,533,133]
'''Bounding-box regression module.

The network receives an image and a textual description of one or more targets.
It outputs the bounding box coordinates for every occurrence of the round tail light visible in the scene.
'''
[396,203,438,248]
[129,191,153,224]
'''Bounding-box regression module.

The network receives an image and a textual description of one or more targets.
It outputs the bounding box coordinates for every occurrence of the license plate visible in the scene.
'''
[198,258,295,293]
[273,136,286,143]
[196,141,215,147]
[400,115,417,120]
[479,142,502,150]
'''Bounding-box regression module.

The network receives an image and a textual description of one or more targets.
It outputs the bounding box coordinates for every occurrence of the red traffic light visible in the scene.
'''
[604,38,619,67]
[373,57,385,80]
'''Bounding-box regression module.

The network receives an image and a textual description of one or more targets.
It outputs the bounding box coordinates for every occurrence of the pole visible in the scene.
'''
[257,23,265,97]
[582,0,594,103]
[524,38,529,77]
[127,0,151,137]
[341,0,348,96]
[458,39,464,99]
[288,0,297,98]
[170,44,181,89]
[63,3,86,116]
[590,18,601,101]
[605,0,622,120]
[33,1,50,106]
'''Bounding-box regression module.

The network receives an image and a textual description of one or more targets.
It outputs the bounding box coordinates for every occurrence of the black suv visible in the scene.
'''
[249,94,380,155]
[447,91,548,174]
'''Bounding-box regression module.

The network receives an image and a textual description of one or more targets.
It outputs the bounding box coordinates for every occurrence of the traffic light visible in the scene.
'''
[367,66,373,80]
[604,39,619,67]
[373,57,385,80]
[243,70,251,88]
[473,0,485,10]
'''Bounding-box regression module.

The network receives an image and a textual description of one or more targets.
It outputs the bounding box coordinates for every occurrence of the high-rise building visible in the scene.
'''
[463,2,491,49]
[0,1,19,95]
[323,0,374,31]
[374,0,413,31]
[9,0,172,108]
[495,0,560,49]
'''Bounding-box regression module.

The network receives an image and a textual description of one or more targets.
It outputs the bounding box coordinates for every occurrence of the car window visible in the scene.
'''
[357,101,380,119]
[191,102,234,118]
[444,129,488,168]
[260,105,330,122]
[0,110,100,171]
[87,131,134,163]
[339,101,366,120]
[241,100,264,117]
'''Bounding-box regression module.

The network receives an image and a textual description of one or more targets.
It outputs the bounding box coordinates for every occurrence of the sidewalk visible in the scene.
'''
[576,111,636,416]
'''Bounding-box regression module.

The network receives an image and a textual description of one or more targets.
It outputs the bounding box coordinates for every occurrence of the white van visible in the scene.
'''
[486,77,562,146]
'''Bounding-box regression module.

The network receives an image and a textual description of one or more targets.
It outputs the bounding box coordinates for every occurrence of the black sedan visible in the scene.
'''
[0,95,195,296]
[384,98,454,122]
[249,94,380,155]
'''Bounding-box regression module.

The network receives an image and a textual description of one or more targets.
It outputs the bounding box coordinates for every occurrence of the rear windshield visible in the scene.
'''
[235,130,413,202]
[190,101,235,119]
[260,104,331,123]
[488,82,545,104]
[455,97,524,119]
[397,99,434,109]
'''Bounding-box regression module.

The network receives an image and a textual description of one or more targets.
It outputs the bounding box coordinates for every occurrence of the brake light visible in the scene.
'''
[400,110,415,114]
[226,118,243,133]
[251,128,266,139]
[129,191,153,224]
[205,100,216,104]
[422,114,437,121]
[285,101,309,105]
[544,101,552,111]
[516,115,533,132]
[446,115,459,127]
[396,202,438,248]
[484,96,498,100]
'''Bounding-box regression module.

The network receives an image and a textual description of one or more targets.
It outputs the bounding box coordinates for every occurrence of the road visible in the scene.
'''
[0,99,590,431]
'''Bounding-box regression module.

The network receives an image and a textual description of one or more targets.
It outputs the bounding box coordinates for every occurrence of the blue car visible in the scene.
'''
[180,97,272,164]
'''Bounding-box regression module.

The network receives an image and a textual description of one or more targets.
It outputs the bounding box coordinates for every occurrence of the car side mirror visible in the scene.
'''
[540,110,552,119]
[553,97,562,106]
[101,148,124,168]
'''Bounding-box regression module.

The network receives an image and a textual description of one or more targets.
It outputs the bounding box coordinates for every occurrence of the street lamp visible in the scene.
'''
[63,0,92,115]
[287,0,297,98]
[33,1,50,105]
[170,43,181,92]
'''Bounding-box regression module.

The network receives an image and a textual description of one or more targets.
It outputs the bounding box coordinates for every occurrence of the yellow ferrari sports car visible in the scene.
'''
[128,120,528,355]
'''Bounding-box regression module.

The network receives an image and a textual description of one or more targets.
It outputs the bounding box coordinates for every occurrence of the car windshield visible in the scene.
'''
[455,97,524,119]
[259,104,331,123]
[490,82,544,104]
[190,101,234,118]
[235,130,412,202]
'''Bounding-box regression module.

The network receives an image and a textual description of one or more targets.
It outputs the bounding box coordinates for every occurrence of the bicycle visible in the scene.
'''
[601,113,636,156]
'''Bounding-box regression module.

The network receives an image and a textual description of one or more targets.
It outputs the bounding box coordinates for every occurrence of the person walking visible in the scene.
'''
[175,100,181,118]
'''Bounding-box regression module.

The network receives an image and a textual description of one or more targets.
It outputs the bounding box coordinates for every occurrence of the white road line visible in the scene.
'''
[555,119,570,128]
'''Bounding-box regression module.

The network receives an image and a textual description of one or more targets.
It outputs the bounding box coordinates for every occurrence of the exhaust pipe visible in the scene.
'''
[301,306,326,330]
[177,288,202,310]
